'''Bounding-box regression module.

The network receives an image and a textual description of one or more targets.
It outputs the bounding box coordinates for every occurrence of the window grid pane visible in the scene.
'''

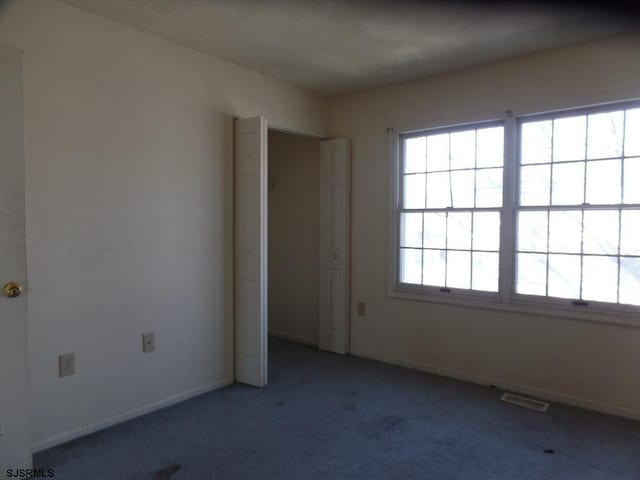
[400,209,502,293]
[516,105,640,306]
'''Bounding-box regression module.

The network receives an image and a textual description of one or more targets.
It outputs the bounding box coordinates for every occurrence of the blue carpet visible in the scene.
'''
[35,337,640,479]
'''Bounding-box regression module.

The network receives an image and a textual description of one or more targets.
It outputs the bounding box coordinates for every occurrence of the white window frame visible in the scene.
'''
[388,102,640,327]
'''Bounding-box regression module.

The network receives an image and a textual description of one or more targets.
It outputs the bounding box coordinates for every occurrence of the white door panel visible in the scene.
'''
[234,117,268,387]
[0,45,31,471]
[318,138,350,354]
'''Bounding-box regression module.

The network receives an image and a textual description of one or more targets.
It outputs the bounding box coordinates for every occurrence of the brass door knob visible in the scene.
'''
[3,282,23,298]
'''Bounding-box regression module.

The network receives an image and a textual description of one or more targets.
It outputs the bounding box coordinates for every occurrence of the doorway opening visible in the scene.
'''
[267,129,322,347]
[233,117,350,387]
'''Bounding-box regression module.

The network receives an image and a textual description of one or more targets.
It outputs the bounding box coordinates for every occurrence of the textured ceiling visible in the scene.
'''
[60,0,636,96]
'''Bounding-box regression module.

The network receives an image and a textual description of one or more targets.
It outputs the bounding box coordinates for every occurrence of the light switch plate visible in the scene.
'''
[357,301,366,316]
[59,353,75,377]
[142,332,155,353]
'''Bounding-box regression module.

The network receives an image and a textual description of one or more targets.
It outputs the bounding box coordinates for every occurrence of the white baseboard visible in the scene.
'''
[32,378,233,453]
[268,329,317,347]
[353,349,640,421]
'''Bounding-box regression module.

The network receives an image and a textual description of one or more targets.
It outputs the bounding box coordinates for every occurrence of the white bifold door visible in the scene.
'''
[318,139,350,354]
[234,117,268,387]
[0,45,31,471]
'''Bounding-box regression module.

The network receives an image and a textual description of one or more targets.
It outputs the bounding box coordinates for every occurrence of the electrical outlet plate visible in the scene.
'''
[59,353,75,377]
[142,332,155,353]
[357,301,366,316]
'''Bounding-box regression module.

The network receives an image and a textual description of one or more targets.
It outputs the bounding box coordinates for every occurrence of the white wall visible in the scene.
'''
[268,131,320,345]
[0,0,328,450]
[330,33,640,419]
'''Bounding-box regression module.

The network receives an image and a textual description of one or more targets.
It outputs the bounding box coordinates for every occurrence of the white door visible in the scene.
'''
[0,45,31,471]
[318,138,350,354]
[234,117,268,387]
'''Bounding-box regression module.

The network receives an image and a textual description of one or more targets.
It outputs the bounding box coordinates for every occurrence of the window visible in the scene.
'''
[516,107,640,307]
[399,123,504,293]
[393,101,640,315]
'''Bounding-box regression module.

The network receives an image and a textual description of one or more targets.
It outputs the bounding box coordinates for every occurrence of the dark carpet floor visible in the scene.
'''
[35,337,640,479]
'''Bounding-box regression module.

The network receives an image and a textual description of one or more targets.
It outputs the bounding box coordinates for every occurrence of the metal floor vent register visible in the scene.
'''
[501,393,550,412]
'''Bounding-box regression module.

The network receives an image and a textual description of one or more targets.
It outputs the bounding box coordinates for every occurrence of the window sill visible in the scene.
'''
[389,285,640,328]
